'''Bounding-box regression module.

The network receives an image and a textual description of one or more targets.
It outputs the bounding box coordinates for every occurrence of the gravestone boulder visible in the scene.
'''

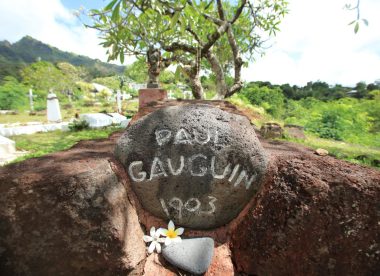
[115,104,267,229]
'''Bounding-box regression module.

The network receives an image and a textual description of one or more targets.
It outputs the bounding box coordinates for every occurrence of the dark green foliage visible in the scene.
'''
[0,76,27,109]
[285,98,377,146]
[68,119,90,131]
[240,83,285,117]
[239,80,378,147]
[307,109,345,140]
[124,58,147,83]
[250,81,358,101]
[0,36,125,81]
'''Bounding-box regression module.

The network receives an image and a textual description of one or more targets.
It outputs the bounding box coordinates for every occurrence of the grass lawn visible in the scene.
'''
[10,127,122,163]
[284,135,380,168]
[229,95,379,169]
[0,99,139,124]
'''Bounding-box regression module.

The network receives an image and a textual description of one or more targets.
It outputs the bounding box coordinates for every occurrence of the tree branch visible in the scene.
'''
[231,0,247,24]
[216,0,225,20]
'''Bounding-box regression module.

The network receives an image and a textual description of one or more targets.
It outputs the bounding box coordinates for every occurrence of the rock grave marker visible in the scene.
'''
[116,104,268,229]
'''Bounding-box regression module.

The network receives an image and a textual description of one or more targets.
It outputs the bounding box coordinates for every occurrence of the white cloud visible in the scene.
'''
[242,0,380,86]
[0,0,125,64]
[1,0,379,85]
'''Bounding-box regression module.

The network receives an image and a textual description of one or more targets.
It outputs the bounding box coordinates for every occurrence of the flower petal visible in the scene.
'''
[175,227,184,235]
[155,228,164,237]
[168,220,175,231]
[160,229,168,236]
[156,242,161,253]
[148,242,156,254]
[157,237,166,243]
[150,227,156,237]
[165,237,172,246]
[172,237,182,243]
[143,235,153,243]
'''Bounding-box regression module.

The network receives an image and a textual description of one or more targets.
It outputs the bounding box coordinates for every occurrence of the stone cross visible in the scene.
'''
[116,90,122,113]
[168,90,175,99]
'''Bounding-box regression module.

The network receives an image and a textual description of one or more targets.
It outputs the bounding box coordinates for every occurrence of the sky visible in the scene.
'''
[0,0,379,87]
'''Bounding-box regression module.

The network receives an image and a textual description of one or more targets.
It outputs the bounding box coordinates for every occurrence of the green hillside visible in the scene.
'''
[0,36,124,81]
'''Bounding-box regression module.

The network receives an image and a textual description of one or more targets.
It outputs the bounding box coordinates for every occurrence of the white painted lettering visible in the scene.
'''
[149,157,168,180]
[184,198,201,212]
[200,196,217,215]
[193,129,211,145]
[160,196,217,218]
[160,198,170,217]
[228,164,240,182]
[128,161,147,182]
[155,129,172,146]
[189,154,208,176]
[174,128,192,144]
[167,156,184,175]
[169,197,183,219]
[234,170,257,190]
[211,156,231,179]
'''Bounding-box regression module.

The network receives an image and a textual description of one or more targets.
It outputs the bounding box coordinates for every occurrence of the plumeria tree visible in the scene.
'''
[88,0,288,99]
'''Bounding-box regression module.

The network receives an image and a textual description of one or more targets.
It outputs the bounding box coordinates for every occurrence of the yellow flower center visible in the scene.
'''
[167,229,177,238]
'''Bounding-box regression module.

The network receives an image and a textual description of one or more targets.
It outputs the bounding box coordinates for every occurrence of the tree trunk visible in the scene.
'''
[189,74,204,99]
[206,52,228,99]
[147,47,160,88]
[183,64,205,99]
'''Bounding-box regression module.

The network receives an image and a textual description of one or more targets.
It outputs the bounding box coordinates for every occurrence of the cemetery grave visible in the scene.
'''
[0,95,379,275]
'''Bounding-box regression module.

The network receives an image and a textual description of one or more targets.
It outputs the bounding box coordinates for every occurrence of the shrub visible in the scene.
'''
[0,76,27,110]
[68,119,90,131]
[240,84,285,118]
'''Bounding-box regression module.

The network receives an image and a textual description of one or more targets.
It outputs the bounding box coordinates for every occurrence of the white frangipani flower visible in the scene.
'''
[160,220,184,246]
[143,227,165,254]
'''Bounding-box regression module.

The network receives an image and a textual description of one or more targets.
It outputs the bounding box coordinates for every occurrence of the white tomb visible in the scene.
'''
[108,113,128,124]
[79,113,129,128]
[79,113,114,128]
[0,135,15,155]
[0,123,69,137]
[47,92,62,122]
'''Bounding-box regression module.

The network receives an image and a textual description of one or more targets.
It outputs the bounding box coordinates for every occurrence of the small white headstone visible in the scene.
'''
[168,91,175,99]
[29,88,34,112]
[116,90,122,113]
[123,93,132,100]
[47,92,62,122]
[183,90,192,99]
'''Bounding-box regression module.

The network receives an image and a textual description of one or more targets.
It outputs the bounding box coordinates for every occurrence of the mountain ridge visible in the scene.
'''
[0,36,125,81]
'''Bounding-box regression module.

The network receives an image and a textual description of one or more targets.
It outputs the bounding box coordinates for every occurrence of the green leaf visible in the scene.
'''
[354,22,359,33]
[120,51,124,64]
[362,19,369,26]
[105,0,118,11]
[348,20,356,26]
[175,65,181,80]
[111,2,121,22]
[170,11,181,29]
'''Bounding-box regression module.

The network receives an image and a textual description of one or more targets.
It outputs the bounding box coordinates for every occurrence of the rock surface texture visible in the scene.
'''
[0,137,146,275]
[232,140,380,275]
[115,104,268,229]
[162,238,214,274]
[0,99,379,275]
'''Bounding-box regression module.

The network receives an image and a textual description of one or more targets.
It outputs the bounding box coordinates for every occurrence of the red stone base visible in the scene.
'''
[138,88,167,109]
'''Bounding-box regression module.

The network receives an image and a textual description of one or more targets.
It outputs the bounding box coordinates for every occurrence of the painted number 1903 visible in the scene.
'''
[159,196,217,219]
